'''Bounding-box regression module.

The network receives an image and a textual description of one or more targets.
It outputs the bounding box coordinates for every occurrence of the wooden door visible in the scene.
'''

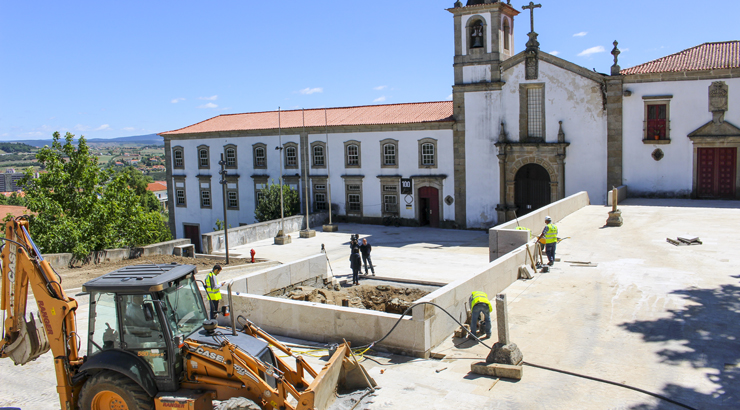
[697,148,737,198]
[515,164,551,216]
[418,187,440,228]
[183,224,202,254]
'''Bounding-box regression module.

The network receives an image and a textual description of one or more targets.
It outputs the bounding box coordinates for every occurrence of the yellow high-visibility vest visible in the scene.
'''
[545,224,558,244]
[205,271,222,301]
[471,291,492,312]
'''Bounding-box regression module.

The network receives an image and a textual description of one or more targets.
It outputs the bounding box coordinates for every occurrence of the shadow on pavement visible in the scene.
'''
[619,282,740,409]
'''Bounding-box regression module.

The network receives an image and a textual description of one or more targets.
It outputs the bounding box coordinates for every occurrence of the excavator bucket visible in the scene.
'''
[4,312,50,365]
[296,344,376,410]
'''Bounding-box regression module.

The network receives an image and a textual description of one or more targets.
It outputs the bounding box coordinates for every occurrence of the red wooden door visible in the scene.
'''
[697,148,737,198]
[418,187,440,228]
[183,224,202,253]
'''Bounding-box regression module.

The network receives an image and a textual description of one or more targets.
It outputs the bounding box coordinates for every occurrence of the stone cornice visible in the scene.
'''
[622,68,740,84]
[453,82,505,92]
[501,51,606,84]
[159,121,454,141]
[446,2,520,16]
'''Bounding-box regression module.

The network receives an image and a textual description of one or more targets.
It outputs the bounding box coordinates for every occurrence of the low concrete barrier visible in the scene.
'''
[43,238,193,267]
[202,212,329,254]
[489,191,590,261]
[607,185,628,207]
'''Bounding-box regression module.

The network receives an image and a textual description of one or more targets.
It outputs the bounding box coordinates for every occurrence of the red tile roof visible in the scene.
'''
[160,101,454,136]
[621,41,740,75]
[147,182,167,192]
[0,205,32,218]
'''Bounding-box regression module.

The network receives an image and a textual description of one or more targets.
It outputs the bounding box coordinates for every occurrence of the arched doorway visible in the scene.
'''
[418,186,440,228]
[515,164,551,217]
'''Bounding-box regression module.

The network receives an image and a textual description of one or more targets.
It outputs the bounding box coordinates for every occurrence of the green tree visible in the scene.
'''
[254,181,300,222]
[112,166,161,213]
[7,192,25,206]
[19,132,171,261]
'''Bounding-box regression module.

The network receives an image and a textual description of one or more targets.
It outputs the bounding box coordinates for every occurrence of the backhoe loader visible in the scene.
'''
[1,217,374,410]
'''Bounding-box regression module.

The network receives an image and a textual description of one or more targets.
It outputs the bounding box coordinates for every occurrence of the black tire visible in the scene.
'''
[78,371,154,410]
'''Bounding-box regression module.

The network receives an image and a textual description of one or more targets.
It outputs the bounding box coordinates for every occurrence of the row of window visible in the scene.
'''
[173,176,402,216]
[172,138,438,171]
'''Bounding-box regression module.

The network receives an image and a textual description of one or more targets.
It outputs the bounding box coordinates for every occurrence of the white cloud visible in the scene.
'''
[74,124,90,132]
[622,48,630,52]
[94,124,110,131]
[374,85,387,91]
[1,133,8,137]
[199,95,218,101]
[123,127,135,131]
[577,46,605,57]
[198,102,218,109]
[549,50,560,56]
[299,87,323,95]
[171,98,185,103]
[447,94,453,100]
[573,32,588,37]
[373,96,386,103]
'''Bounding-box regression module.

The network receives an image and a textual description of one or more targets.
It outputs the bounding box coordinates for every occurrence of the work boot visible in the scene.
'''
[548,261,554,266]
[372,271,375,276]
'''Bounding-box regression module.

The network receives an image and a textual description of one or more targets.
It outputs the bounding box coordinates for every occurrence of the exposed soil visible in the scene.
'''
[280,284,429,315]
[53,255,252,289]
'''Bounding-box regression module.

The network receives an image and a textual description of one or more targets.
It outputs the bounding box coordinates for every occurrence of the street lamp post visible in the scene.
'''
[218,153,230,264]
[274,107,291,245]
[322,108,338,232]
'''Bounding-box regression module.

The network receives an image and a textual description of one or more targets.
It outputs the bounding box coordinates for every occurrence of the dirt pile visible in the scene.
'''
[283,284,429,314]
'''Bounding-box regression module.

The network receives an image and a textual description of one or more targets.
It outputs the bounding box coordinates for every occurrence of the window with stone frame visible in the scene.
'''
[344,180,363,215]
[313,182,327,211]
[380,139,398,168]
[519,83,546,141]
[643,97,672,142]
[502,18,510,51]
[224,145,237,169]
[174,177,186,207]
[381,182,399,214]
[198,178,212,209]
[311,142,326,168]
[253,143,267,168]
[225,177,239,210]
[197,145,210,169]
[284,142,298,169]
[344,140,361,168]
[253,177,268,208]
[418,138,438,168]
[173,146,184,169]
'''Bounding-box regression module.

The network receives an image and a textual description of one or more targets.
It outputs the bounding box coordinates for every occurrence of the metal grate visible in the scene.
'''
[314,193,327,210]
[527,87,544,138]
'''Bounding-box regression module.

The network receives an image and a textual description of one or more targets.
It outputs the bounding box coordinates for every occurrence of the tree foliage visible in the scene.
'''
[20,132,171,261]
[254,181,300,222]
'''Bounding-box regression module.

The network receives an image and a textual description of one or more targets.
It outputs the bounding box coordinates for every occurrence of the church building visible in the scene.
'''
[160,0,739,249]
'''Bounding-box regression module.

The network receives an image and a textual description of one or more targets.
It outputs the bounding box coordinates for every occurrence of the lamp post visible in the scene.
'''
[300,108,316,238]
[322,108,338,232]
[274,107,291,245]
[218,153,230,264]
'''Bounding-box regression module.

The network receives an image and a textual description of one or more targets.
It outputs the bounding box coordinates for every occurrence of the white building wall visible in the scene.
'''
[622,78,740,196]
[501,60,608,204]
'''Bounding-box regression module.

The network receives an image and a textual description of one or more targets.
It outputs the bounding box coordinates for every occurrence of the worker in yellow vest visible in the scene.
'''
[537,216,558,266]
[468,291,492,341]
[205,264,224,319]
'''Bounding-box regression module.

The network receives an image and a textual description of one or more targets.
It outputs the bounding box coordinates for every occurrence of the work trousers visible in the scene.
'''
[352,267,361,285]
[545,243,557,263]
[470,303,492,338]
[362,254,374,274]
[209,299,220,320]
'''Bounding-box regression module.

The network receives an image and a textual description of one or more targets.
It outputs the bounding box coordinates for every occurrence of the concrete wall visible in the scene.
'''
[229,254,328,295]
[621,78,740,197]
[202,212,329,254]
[489,191,590,261]
[607,185,628,207]
[43,239,192,268]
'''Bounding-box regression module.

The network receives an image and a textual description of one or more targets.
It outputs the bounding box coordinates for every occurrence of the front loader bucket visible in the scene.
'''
[5,312,50,365]
[296,344,376,410]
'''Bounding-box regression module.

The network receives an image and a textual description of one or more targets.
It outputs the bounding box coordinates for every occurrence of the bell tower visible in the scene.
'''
[449,0,519,85]
[448,1,519,229]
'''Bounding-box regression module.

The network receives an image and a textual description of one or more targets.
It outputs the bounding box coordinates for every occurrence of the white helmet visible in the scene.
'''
[545,216,552,222]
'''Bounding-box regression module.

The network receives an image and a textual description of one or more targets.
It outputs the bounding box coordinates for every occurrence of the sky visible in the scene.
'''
[1,0,738,142]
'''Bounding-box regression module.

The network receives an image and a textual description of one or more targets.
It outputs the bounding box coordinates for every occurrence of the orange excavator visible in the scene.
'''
[1,217,373,410]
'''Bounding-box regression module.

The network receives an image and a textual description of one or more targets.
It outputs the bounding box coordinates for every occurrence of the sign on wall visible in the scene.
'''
[401,178,412,195]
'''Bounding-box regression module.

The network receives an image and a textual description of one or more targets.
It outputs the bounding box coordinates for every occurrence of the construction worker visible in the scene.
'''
[205,264,224,319]
[537,216,558,266]
[468,291,492,340]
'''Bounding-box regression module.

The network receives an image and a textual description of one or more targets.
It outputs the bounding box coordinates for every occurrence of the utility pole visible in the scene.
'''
[323,108,338,232]
[274,107,291,244]
[300,108,316,238]
[218,153,230,264]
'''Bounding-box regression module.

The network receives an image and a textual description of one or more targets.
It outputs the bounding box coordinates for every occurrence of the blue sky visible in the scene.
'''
[1,0,737,142]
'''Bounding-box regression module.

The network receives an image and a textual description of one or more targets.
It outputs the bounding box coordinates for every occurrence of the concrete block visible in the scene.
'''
[470,362,523,380]
[299,229,316,238]
[323,224,339,232]
[518,265,533,279]
[274,235,292,245]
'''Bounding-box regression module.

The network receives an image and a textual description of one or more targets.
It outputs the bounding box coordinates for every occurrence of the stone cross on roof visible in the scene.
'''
[522,2,542,33]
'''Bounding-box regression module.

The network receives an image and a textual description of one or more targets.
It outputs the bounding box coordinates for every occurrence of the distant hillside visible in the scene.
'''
[12,133,163,147]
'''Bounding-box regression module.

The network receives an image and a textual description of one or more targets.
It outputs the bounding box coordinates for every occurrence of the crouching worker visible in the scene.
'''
[468,291,493,341]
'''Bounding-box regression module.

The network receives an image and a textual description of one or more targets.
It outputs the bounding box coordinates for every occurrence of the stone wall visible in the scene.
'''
[43,238,192,268]
[202,212,329,254]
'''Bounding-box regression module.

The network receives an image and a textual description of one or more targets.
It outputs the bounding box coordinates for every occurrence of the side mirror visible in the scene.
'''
[143,304,154,322]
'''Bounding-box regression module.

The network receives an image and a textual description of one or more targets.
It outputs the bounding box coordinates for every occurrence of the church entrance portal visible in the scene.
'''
[418,186,440,228]
[514,164,551,216]
[697,147,737,198]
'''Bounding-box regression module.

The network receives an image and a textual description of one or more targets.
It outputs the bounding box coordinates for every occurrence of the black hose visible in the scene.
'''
[357,301,698,410]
